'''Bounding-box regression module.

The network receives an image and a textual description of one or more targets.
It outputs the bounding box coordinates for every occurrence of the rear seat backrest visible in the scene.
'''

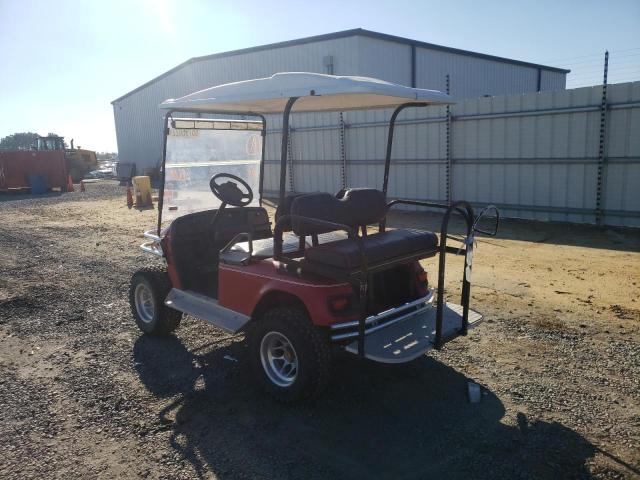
[342,188,388,226]
[275,193,311,231]
[290,188,388,236]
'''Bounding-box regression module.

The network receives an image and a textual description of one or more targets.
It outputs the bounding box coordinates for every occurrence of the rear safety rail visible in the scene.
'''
[386,199,475,348]
[386,200,497,349]
[275,202,499,356]
[472,205,500,237]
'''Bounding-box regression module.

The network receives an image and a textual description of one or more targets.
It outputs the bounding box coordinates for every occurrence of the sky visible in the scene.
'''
[1,0,638,152]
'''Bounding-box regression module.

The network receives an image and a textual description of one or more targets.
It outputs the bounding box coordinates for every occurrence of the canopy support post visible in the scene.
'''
[257,114,267,206]
[382,102,427,198]
[279,97,299,208]
[157,110,175,236]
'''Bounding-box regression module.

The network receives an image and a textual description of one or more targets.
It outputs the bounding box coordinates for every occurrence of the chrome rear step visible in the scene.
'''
[343,302,482,364]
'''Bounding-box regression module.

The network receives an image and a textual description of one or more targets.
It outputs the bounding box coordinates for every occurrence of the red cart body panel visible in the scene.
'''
[0,150,67,191]
[218,260,356,326]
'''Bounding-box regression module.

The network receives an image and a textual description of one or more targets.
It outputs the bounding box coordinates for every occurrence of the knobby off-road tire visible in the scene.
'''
[129,267,181,335]
[250,307,332,403]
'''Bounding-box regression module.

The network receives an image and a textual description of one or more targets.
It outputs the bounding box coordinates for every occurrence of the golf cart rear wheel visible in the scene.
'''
[250,307,331,403]
[129,267,181,335]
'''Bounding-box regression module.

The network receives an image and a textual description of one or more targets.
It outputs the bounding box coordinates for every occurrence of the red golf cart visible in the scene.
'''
[129,73,499,402]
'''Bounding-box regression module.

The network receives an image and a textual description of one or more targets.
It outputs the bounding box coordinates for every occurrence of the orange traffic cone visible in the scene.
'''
[126,185,134,209]
[66,175,74,192]
[80,180,85,192]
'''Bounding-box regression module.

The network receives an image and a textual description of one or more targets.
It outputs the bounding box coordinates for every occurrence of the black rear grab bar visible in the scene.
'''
[472,205,500,236]
[273,202,499,355]
[387,199,476,348]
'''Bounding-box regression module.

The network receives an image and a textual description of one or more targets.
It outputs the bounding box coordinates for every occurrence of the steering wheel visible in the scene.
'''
[209,173,253,207]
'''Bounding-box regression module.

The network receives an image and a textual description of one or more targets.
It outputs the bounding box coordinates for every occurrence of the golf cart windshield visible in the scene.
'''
[158,73,454,232]
[162,118,263,224]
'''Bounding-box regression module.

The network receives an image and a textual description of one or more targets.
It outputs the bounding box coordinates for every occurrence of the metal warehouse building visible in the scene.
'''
[112,28,568,174]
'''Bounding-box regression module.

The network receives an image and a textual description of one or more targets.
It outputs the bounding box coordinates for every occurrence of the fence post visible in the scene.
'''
[596,51,609,225]
[445,74,452,203]
[339,112,347,190]
[287,125,295,193]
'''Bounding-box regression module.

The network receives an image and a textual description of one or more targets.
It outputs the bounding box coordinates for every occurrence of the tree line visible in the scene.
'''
[0,132,71,150]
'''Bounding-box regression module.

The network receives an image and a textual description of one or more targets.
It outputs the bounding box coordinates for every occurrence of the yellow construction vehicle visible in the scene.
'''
[35,135,97,182]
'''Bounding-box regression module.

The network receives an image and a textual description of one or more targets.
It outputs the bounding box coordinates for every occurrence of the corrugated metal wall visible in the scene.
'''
[262,81,640,227]
[113,36,361,173]
[113,35,565,173]
[356,37,412,85]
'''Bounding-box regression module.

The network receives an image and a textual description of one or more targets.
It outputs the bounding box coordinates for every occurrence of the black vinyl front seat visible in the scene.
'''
[289,189,439,271]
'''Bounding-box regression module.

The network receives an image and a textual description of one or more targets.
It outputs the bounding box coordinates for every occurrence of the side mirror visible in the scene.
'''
[473,205,499,236]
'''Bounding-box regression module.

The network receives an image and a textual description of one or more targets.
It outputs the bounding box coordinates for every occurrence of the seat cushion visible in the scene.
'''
[305,229,438,270]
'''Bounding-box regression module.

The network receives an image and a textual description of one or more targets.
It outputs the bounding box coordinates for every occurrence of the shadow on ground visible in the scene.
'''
[134,335,602,479]
[0,191,63,202]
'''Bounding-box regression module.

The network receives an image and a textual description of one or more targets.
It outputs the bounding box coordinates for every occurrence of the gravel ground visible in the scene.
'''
[0,181,638,479]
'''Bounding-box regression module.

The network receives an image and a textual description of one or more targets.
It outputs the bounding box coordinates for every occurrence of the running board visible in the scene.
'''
[344,303,482,364]
[164,289,250,333]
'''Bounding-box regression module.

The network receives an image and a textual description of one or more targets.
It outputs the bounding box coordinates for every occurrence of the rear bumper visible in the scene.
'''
[344,302,482,364]
[331,292,483,364]
[330,290,436,341]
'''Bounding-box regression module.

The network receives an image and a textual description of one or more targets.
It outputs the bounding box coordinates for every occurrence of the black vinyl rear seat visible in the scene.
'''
[288,189,439,271]
[305,229,438,269]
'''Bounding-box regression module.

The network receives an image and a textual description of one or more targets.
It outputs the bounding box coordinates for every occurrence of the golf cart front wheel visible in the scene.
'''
[129,267,181,335]
[250,307,332,403]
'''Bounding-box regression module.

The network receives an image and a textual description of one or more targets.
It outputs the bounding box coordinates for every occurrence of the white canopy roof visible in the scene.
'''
[160,72,454,114]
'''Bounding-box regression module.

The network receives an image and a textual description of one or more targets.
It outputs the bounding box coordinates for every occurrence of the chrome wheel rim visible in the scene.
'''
[260,331,298,387]
[134,282,155,323]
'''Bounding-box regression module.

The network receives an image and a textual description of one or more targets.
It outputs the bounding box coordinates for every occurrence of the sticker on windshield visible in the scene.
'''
[169,128,199,137]
[166,168,187,181]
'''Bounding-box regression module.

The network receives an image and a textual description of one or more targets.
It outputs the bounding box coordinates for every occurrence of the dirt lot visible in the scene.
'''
[1,181,638,479]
